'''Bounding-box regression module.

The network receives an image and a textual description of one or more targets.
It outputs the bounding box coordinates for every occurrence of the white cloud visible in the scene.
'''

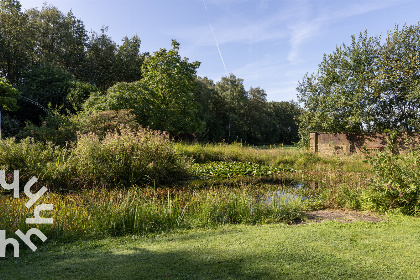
[285,0,409,64]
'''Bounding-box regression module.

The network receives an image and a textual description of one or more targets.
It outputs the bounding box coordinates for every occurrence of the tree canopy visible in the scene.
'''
[0,0,301,145]
[0,78,19,111]
[297,24,420,145]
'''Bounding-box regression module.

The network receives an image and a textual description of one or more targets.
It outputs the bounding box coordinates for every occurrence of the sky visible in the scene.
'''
[17,0,420,102]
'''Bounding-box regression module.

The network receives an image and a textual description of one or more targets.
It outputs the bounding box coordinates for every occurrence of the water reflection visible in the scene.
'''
[263,190,308,207]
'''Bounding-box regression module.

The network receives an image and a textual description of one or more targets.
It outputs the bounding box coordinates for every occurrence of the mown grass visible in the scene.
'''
[1,215,419,280]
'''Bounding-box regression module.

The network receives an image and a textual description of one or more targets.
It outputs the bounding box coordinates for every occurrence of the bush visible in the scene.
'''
[19,109,140,146]
[0,137,70,187]
[362,132,420,215]
[77,109,140,140]
[0,126,191,190]
[71,127,190,188]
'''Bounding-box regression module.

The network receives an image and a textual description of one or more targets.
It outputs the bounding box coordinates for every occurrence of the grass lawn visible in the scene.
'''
[1,214,420,280]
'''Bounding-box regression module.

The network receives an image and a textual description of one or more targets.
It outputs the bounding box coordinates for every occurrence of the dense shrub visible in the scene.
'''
[362,132,420,215]
[0,126,190,190]
[77,110,140,140]
[71,127,190,188]
[0,137,71,188]
[19,109,140,146]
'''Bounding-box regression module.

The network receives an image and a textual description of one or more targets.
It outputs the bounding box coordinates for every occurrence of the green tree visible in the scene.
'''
[83,81,155,128]
[25,4,88,78]
[115,35,144,83]
[297,23,420,146]
[141,40,201,136]
[0,0,33,84]
[85,27,118,92]
[0,78,20,138]
[269,101,301,145]
[244,87,272,144]
[193,76,228,142]
[371,24,420,131]
[66,80,99,112]
[215,74,248,142]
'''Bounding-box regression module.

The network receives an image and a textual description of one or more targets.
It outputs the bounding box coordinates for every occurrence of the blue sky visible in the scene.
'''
[18,0,420,102]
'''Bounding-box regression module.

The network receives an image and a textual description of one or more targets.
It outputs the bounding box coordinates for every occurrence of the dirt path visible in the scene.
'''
[303,209,386,223]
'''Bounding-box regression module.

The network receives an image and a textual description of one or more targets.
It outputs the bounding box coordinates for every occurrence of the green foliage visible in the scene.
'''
[194,76,301,145]
[0,0,33,84]
[298,24,420,146]
[20,109,141,146]
[362,131,420,215]
[297,31,378,146]
[83,81,155,128]
[0,126,190,190]
[0,78,20,111]
[0,184,307,240]
[141,40,201,136]
[0,137,67,185]
[18,62,73,109]
[18,109,78,145]
[115,35,144,83]
[1,0,301,144]
[84,27,118,92]
[84,30,144,91]
[66,80,99,112]
[77,109,140,140]
[71,127,190,188]
[25,4,88,77]
[269,101,301,145]
[191,161,293,179]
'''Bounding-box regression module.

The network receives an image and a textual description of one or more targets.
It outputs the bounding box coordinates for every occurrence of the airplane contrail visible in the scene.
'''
[202,0,228,76]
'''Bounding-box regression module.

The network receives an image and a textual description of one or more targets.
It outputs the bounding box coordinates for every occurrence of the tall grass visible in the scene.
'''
[0,185,308,241]
[175,142,370,172]
[0,127,190,190]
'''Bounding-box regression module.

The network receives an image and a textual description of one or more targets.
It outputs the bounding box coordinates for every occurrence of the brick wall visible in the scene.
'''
[310,132,420,155]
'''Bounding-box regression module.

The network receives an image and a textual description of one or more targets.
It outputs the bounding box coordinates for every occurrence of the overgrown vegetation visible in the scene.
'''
[0,184,307,241]
[0,127,190,190]
[362,132,420,215]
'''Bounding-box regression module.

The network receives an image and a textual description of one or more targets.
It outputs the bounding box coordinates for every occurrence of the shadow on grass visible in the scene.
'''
[0,227,405,280]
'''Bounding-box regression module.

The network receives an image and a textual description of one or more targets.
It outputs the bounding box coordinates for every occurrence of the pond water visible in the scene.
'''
[256,180,314,207]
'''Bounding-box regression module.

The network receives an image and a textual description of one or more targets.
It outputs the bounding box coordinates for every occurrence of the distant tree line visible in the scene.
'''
[0,0,300,145]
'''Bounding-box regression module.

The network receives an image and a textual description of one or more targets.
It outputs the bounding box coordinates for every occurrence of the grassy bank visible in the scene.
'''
[1,215,419,280]
[0,143,374,242]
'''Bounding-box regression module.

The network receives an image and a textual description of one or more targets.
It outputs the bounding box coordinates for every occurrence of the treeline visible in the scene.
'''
[0,0,300,145]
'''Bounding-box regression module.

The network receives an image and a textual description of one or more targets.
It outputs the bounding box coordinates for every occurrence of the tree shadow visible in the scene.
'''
[0,227,408,280]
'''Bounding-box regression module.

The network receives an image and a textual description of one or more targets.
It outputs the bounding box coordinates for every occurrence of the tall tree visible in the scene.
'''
[115,35,144,83]
[25,4,88,78]
[0,78,20,138]
[370,24,420,131]
[215,74,248,142]
[244,87,271,144]
[0,0,33,84]
[298,23,420,146]
[193,77,228,142]
[269,101,301,145]
[85,27,118,92]
[141,40,201,136]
